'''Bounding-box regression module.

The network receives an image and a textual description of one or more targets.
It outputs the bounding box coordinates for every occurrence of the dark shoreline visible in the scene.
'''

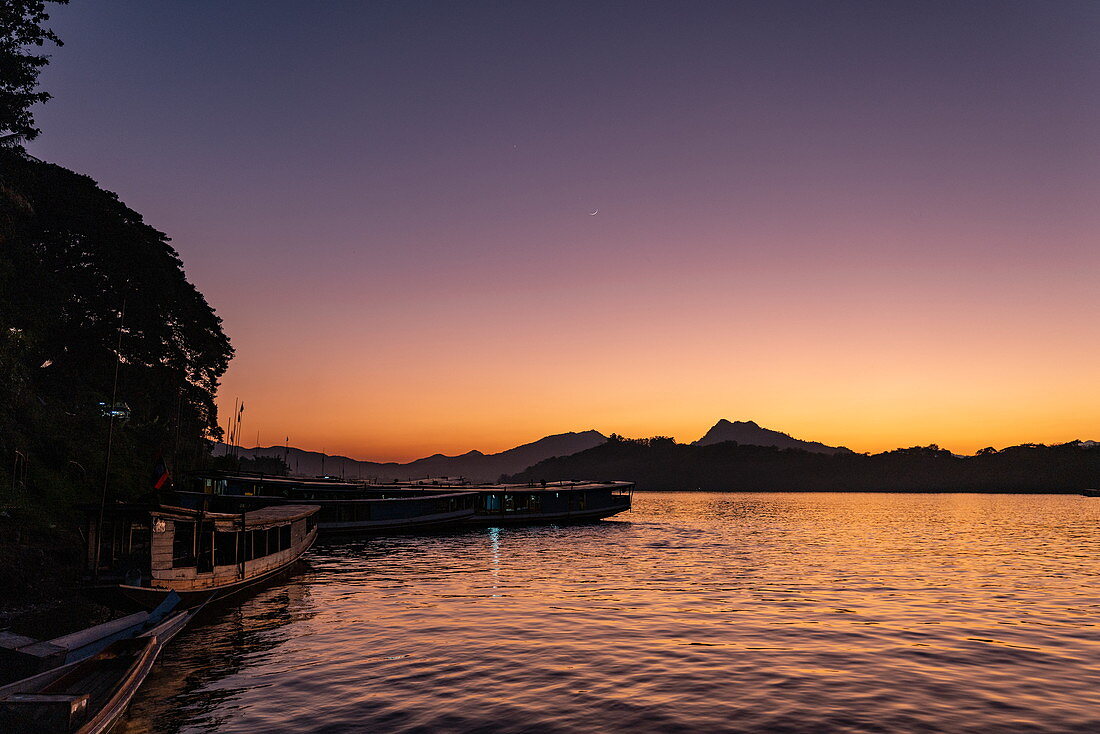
[0,514,115,642]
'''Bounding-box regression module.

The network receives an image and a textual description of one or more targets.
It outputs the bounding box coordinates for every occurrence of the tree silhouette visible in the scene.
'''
[0,1,67,143]
[1,148,233,507]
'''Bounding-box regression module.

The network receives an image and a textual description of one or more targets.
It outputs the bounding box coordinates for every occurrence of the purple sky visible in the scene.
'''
[28,1,1100,459]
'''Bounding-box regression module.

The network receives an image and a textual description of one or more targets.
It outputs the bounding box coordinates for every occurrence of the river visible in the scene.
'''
[120,492,1100,732]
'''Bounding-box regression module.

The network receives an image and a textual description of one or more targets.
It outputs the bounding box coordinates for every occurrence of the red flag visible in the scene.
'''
[152,455,170,490]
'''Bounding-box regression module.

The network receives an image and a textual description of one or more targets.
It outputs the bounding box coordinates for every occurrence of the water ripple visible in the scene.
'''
[122,493,1100,732]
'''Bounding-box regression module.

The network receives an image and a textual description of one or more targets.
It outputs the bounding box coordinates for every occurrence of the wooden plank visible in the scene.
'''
[47,612,146,652]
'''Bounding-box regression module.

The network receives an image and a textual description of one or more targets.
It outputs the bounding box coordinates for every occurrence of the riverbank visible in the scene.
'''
[0,510,114,640]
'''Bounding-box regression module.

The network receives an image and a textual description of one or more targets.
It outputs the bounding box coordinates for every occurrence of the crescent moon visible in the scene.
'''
[589,209,599,216]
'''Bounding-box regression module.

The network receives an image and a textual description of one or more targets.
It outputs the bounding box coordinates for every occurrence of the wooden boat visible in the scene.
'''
[84,503,319,609]
[172,472,633,532]
[462,481,635,525]
[172,486,480,534]
[0,593,181,681]
[0,604,198,733]
[175,471,480,532]
[1083,488,1100,497]
[321,479,636,526]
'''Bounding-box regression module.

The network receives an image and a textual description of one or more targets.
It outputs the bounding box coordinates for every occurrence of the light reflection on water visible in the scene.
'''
[122,493,1100,732]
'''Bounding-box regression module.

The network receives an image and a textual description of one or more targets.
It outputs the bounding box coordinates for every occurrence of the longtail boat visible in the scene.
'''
[170,471,634,533]
[84,503,319,609]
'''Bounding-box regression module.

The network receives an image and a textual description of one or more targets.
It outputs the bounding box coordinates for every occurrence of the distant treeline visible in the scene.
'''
[506,436,1100,492]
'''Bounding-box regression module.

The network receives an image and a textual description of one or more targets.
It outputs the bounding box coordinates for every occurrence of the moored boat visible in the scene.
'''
[0,592,182,682]
[171,473,479,534]
[172,472,634,531]
[463,480,634,525]
[84,503,319,609]
[0,603,198,733]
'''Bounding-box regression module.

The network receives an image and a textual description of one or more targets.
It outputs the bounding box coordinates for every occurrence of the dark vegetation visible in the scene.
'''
[1,2,232,626]
[0,0,64,144]
[213,453,291,476]
[1,150,234,511]
[508,435,1100,493]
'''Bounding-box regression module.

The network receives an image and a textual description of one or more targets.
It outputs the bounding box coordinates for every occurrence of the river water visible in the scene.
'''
[120,492,1100,733]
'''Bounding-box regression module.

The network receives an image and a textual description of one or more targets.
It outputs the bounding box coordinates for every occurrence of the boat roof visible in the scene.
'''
[240,504,319,527]
[191,471,361,491]
[384,480,635,493]
[88,503,319,526]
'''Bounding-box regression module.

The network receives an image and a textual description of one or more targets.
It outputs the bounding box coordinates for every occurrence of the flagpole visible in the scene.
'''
[236,403,244,460]
[94,297,125,580]
[225,397,238,457]
[172,386,183,476]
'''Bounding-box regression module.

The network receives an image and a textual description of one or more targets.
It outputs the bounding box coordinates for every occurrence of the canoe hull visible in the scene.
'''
[0,605,197,734]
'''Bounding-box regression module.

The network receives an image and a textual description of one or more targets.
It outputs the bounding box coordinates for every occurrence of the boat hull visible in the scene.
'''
[0,605,197,734]
[104,543,312,610]
[320,507,477,534]
[467,502,631,526]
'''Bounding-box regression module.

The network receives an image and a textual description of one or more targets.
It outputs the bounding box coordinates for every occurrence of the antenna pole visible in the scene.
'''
[94,297,125,579]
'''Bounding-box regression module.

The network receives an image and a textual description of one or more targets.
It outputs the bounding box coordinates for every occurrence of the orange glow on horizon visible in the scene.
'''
[215,247,1100,463]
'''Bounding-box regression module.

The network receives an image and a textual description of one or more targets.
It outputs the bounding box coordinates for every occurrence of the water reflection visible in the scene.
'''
[122,494,1100,733]
[120,574,315,733]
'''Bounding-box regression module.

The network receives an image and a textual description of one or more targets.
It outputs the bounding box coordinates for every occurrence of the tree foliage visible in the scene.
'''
[0,148,233,507]
[0,0,66,143]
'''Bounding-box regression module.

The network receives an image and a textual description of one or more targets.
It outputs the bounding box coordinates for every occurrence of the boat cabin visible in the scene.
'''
[85,504,319,607]
[470,481,634,524]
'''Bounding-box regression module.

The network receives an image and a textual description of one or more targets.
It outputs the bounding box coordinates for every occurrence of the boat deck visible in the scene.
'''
[241,504,318,527]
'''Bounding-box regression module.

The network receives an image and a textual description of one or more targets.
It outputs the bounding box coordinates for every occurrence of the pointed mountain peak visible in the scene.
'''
[693,419,850,455]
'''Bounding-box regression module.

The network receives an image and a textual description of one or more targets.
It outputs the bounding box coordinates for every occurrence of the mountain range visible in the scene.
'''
[220,418,856,481]
[220,430,608,482]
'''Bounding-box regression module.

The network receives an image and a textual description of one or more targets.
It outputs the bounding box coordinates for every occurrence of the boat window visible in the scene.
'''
[197,522,215,573]
[172,521,196,567]
[267,527,279,553]
[214,531,237,567]
[485,494,500,511]
[126,521,151,557]
[307,514,317,532]
[504,494,515,512]
[253,529,267,558]
[241,530,253,561]
[280,525,291,550]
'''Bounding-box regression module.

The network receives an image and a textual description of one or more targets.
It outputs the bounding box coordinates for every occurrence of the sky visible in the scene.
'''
[27,1,1100,461]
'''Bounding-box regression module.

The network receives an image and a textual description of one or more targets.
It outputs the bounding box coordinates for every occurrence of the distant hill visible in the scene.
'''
[506,437,1100,492]
[219,430,607,482]
[693,419,852,455]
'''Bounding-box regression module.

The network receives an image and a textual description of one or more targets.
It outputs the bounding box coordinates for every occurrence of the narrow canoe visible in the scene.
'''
[0,605,198,733]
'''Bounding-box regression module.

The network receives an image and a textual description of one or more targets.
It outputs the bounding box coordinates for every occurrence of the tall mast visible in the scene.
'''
[94,297,125,579]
